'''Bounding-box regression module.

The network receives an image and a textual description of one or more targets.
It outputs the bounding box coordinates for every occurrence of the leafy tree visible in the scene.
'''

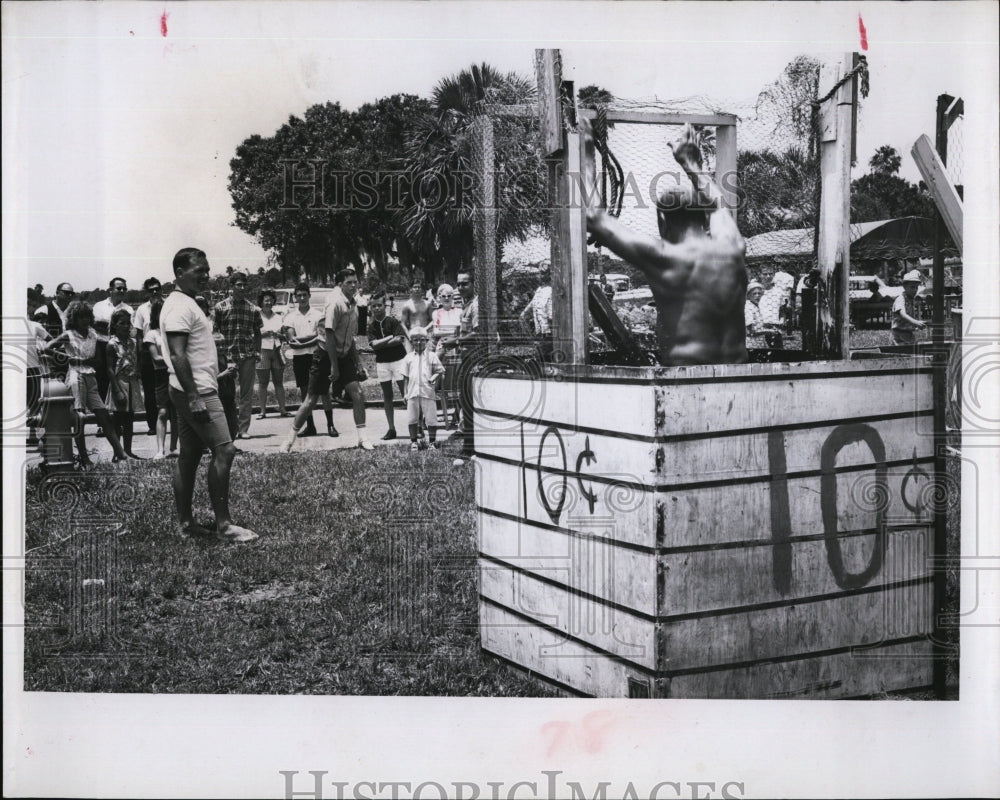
[851,145,935,222]
[736,145,818,237]
[869,145,902,176]
[401,63,545,286]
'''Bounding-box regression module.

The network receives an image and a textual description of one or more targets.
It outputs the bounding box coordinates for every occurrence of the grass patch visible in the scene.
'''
[23,449,556,696]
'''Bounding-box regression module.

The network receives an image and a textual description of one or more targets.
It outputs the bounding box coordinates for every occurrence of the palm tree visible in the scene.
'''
[401,63,542,285]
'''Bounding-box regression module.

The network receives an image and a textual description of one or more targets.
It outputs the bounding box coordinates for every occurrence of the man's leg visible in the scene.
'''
[168,388,212,536]
[380,380,396,437]
[198,392,256,543]
[140,355,158,434]
[346,381,371,449]
[218,375,239,440]
[236,357,256,436]
[256,368,270,418]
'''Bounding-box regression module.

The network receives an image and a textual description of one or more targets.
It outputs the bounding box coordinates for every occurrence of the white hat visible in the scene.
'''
[747,280,764,292]
[32,306,48,318]
[902,269,923,283]
[408,327,429,340]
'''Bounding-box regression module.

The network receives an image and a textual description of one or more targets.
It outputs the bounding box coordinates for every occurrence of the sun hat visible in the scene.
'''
[902,269,923,283]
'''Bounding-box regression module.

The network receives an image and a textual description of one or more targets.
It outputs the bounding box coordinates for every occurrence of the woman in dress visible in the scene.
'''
[42,300,128,465]
[105,308,145,459]
[430,283,463,429]
[255,289,288,419]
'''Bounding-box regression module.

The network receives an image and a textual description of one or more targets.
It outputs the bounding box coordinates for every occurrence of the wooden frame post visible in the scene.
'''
[714,123,738,213]
[536,48,588,365]
[815,53,858,359]
[472,115,498,353]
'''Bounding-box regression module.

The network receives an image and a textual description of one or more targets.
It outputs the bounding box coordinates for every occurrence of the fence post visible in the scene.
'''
[815,53,857,359]
[472,115,498,354]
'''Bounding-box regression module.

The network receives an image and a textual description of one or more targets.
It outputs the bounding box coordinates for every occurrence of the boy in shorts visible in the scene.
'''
[367,291,407,440]
[401,328,444,451]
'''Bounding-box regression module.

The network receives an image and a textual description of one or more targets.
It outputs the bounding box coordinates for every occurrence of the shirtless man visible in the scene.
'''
[582,122,748,365]
[400,280,433,338]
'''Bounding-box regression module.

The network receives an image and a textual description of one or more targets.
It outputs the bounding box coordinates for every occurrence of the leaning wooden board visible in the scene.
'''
[473,358,937,698]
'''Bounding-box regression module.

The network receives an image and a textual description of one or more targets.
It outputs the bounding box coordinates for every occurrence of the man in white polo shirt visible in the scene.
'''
[93,277,133,402]
[160,248,257,544]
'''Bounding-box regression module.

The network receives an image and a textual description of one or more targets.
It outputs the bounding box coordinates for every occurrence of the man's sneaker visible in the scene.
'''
[410,442,420,452]
[217,524,259,544]
[283,428,299,453]
[428,441,439,450]
[382,429,397,441]
[358,438,374,451]
[153,451,166,460]
[328,426,339,438]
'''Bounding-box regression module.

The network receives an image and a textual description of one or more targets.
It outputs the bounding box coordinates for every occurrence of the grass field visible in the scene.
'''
[22,446,557,696]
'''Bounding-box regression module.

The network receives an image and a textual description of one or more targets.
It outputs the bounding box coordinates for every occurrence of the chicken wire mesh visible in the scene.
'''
[481,56,848,357]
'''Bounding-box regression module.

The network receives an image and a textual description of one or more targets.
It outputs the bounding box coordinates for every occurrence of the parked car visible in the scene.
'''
[272,286,339,317]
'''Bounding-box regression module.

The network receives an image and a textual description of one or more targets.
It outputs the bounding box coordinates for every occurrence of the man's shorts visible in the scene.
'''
[407,396,438,427]
[375,357,406,384]
[292,353,313,393]
[69,372,106,413]
[169,387,232,451]
[892,328,916,345]
[308,350,366,397]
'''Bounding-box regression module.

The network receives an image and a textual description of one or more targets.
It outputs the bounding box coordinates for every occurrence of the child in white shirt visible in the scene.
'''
[401,328,445,450]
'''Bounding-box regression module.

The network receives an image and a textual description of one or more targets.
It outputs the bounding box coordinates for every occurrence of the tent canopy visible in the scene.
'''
[745,216,959,262]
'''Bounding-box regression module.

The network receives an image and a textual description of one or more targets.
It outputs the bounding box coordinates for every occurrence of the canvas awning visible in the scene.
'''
[745,216,959,262]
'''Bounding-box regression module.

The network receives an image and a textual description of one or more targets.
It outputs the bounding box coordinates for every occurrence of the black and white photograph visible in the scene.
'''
[4,2,998,798]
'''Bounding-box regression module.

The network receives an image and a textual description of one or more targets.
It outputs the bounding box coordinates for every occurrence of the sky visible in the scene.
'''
[2,1,997,297]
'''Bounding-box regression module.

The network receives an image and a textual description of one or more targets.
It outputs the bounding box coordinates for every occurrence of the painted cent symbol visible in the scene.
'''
[901,449,930,520]
[575,435,598,514]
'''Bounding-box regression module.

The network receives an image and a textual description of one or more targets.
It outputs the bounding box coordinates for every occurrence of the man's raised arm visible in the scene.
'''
[668,124,744,253]
[579,118,688,287]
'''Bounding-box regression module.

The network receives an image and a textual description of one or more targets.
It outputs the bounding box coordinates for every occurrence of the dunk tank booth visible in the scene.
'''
[472,51,947,698]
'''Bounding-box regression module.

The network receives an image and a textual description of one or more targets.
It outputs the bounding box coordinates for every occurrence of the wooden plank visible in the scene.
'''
[476,366,932,439]
[658,581,934,670]
[534,49,563,156]
[714,124,738,212]
[476,458,657,547]
[494,104,740,128]
[658,414,935,483]
[480,562,658,668]
[659,465,943,548]
[472,116,498,352]
[480,512,658,615]
[480,354,933,385]
[815,53,857,359]
[480,600,660,697]
[578,108,739,127]
[656,368,932,435]
[477,412,933,485]
[667,639,934,699]
[911,134,964,252]
[659,527,933,615]
[476,374,658,438]
[561,129,589,364]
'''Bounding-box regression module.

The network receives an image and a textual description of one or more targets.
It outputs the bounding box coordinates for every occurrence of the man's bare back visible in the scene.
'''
[583,122,748,366]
